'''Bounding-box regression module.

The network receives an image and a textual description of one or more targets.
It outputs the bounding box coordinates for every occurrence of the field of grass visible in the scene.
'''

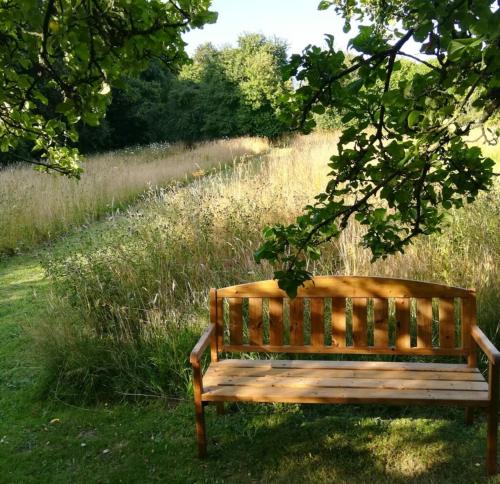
[32,132,499,400]
[0,131,499,482]
[0,254,499,483]
[0,137,269,256]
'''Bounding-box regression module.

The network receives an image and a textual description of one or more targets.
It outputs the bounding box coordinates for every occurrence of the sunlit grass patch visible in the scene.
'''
[0,137,269,256]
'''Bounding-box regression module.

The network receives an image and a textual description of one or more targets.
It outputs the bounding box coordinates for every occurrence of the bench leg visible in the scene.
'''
[487,362,498,475]
[195,400,207,458]
[487,403,498,475]
[216,402,225,415]
[465,407,474,425]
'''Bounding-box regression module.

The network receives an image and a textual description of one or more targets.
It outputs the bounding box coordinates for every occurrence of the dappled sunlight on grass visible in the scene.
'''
[204,404,488,482]
[0,391,491,483]
[0,258,47,325]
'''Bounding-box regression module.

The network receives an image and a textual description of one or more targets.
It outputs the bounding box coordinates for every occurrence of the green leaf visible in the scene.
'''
[447,38,483,62]
[349,26,375,53]
[34,91,49,105]
[311,104,325,115]
[447,40,467,62]
[407,110,421,128]
[318,0,332,11]
[386,141,405,160]
[82,112,101,127]
[56,101,75,115]
[372,208,386,222]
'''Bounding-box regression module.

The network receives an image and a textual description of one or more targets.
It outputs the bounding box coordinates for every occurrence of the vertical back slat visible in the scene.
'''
[269,298,284,345]
[416,298,433,348]
[289,298,304,346]
[461,297,476,351]
[229,298,243,345]
[352,298,368,347]
[439,298,455,348]
[216,295,224,349]
[462,297,477,367]
[332,298,346,347]
[209,289,217,325]
[395,298,411,348]
[373,298,389,348]
[209,289,218,361]
[310,298,325,347]
[248,298,263,345]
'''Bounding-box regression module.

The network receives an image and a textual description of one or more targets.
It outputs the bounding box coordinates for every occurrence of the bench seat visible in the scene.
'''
[202,359,489,406]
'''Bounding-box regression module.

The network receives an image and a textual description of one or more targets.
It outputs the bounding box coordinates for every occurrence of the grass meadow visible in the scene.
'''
[0,131,499,482]
[0,137,269,256]
[35,132,499,401]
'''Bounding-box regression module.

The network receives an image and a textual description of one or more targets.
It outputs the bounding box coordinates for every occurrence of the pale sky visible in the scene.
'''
[183,0,423,56]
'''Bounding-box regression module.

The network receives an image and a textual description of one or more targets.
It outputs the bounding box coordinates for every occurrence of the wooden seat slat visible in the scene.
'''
[212,359,480,372]
[203,374,488,392]
[205,366,485,381]
[202,385,489,406]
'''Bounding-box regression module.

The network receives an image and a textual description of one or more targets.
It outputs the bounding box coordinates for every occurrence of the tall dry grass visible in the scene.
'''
[0,137,269,256]
[35,131,499,401]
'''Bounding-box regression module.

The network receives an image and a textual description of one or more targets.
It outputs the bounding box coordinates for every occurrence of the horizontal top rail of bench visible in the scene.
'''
[216,276,475,299]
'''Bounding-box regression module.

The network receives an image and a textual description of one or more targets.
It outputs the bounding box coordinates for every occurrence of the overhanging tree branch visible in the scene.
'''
[297,28,415,130]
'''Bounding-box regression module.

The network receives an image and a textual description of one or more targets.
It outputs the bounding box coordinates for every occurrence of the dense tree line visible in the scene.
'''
[0,30,428,165]
[78,34,292,153]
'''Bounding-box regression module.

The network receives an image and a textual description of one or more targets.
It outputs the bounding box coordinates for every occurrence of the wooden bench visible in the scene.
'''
[190,276,499,474]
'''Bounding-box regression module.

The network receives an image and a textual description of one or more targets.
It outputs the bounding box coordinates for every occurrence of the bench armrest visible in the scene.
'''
[190,324,215,366]
[472,325,500,365]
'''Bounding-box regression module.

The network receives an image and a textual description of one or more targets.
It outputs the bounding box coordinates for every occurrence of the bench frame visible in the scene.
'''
[190,276,499,475]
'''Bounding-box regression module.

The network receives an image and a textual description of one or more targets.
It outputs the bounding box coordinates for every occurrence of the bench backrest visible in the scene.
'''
[210,276,477,357]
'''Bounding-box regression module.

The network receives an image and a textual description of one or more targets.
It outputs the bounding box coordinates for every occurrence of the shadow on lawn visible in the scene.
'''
[205,403,491,483]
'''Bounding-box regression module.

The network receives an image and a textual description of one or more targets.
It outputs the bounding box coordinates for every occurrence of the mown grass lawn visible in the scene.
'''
[1,255,499,483]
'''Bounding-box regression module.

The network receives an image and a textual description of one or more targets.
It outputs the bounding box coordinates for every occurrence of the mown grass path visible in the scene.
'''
[0,256,498,483]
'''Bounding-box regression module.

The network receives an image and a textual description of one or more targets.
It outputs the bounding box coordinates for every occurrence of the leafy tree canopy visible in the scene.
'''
[178,34,291,139]
[0,0,216,176]
[255,0,499,297]
[78,61,175,153]
[72,33,291,152]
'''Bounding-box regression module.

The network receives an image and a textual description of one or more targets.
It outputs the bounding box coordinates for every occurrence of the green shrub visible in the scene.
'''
[33,303,202,403]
